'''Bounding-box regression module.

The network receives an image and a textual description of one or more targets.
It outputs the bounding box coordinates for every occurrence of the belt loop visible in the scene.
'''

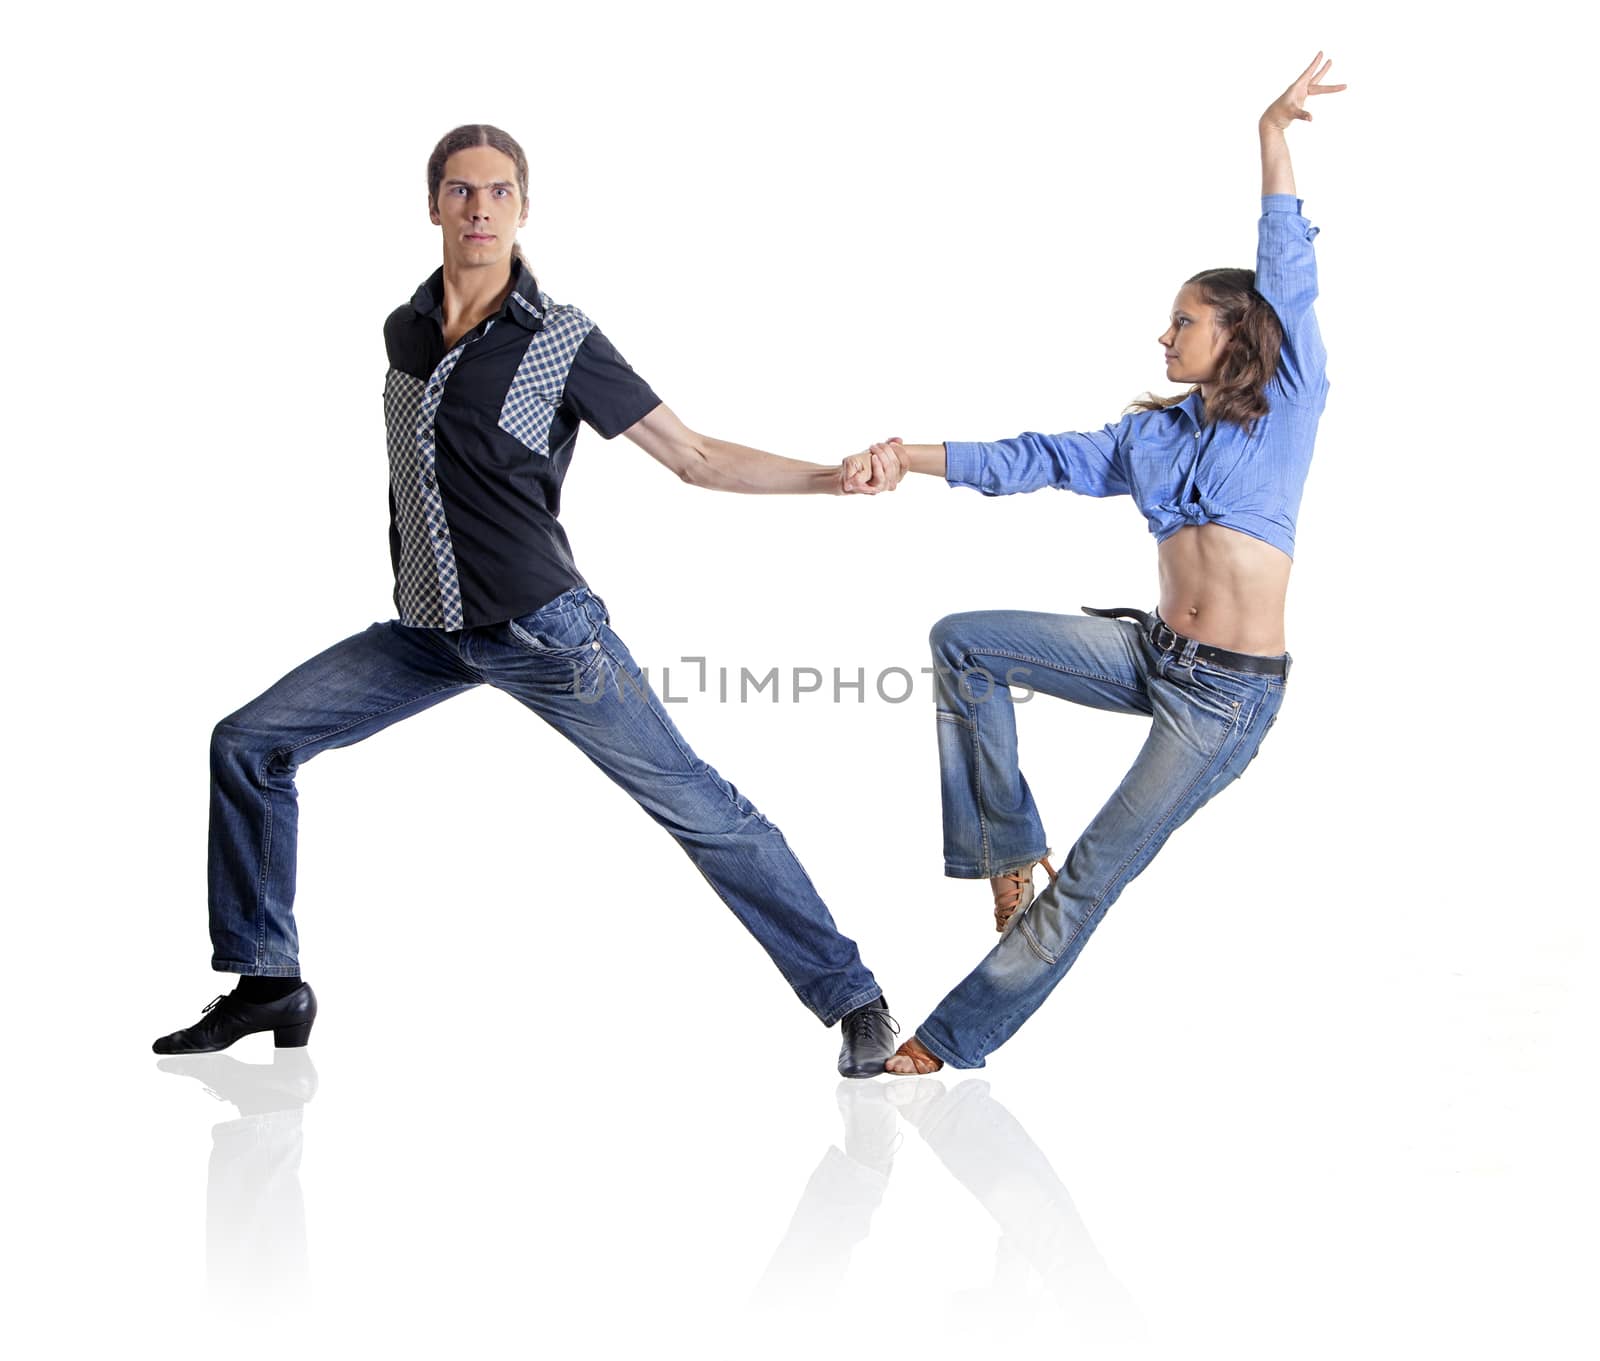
[1179,634,1199,666]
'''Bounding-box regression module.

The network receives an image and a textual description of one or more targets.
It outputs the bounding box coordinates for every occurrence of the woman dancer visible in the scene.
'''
[874,55,1344,1073]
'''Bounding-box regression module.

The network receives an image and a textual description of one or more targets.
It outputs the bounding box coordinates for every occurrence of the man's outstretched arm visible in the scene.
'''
[622,403,893,495]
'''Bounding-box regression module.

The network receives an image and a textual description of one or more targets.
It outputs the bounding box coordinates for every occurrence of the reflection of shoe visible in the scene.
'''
[990,857,1057,933]
[156,1049,319,1116]
[837,996,900,1078]
[882,1074,946,1124]
[151,983,317,1055]
[834,1079,902,1170]
[884,1035,944,1075]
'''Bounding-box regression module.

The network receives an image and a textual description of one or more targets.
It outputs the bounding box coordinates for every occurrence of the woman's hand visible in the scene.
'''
[839,438,907,494]
[1261,51,1346,132]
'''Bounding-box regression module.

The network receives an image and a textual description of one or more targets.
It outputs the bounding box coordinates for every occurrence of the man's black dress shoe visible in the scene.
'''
[837,995,900,1078]
[151,983,318,1055]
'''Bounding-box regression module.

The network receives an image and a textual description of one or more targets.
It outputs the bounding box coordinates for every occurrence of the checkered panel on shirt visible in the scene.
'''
[384,365,465,629]
[498,298,594,456]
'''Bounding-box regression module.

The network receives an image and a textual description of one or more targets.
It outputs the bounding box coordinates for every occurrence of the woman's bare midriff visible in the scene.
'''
[1156,524,1291,655]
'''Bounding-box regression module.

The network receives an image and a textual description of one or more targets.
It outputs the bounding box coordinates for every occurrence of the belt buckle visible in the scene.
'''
[1151,620,1178,653]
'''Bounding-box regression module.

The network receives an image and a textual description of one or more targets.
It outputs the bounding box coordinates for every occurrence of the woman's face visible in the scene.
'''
[1158,283,1231,387]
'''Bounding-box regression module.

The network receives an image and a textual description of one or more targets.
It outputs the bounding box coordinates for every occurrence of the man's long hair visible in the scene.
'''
[1128,269,1283,433]
[426,124,533,275]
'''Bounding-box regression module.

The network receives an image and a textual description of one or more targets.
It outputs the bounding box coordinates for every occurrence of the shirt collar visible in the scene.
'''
[1173,390,1207,428]
[505,257,546,329]
[409,267,446,322]
[409,257,547,330]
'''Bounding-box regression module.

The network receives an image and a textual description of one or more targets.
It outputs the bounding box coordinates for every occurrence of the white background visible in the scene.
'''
[4,1,1593,1357]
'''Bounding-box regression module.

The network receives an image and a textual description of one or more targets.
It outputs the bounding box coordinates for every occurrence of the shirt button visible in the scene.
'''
[424,473,436,487]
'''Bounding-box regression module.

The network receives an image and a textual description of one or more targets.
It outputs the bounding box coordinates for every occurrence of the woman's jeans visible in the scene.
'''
[918,609,1288,1068]
[206,587,881,1026]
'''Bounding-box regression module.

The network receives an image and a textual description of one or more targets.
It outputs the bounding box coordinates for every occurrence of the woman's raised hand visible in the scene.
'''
[1261,52,1346,131]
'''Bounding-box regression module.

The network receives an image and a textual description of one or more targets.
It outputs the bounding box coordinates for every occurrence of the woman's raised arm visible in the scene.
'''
[1256,53,1345,399]
[1259,52,1346,197]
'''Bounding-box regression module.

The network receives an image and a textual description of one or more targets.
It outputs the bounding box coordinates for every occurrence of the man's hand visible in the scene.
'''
[839,437,908,495]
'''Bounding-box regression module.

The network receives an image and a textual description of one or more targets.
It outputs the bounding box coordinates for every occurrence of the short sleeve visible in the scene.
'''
[561,327,662,439]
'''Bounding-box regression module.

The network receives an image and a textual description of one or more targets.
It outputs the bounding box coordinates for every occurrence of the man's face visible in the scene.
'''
[430,145,528,272]
[1157,283,1230,387]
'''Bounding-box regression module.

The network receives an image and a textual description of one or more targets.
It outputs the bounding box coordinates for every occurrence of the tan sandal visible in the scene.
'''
[989,856,1057,933]
[884,1037,944,1075]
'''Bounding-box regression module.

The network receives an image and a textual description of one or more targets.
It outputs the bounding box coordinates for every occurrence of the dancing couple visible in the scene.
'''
[154,55,1343,1078]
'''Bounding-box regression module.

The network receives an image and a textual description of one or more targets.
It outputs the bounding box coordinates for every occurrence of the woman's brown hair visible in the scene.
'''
[1129,268,1283,433]
[426,124,533,275]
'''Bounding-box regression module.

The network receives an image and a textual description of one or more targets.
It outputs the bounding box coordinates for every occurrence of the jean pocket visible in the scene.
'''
[507,595,603,659]
[1185,661,1267,714]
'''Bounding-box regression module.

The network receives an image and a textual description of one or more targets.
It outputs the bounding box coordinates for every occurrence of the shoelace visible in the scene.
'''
[848,1006,900,1043]
[994,857,1059,926]
[993,868,1031,912]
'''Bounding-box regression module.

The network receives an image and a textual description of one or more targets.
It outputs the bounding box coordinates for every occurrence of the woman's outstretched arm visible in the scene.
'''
[860,426,1132,499]
[877,441,944,478]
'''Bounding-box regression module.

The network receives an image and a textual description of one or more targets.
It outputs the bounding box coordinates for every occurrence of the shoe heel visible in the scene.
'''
[274,1022,313,1048]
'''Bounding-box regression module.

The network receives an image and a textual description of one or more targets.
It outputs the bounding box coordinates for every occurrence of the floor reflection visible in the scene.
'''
[153,1052,1140,1345]
[753,1078,903,1292]
[756,1077,1146,1346]
[157,1049,316,1310]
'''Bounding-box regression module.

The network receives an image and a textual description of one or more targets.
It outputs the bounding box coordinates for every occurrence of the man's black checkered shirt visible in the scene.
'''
[382,258,660,629]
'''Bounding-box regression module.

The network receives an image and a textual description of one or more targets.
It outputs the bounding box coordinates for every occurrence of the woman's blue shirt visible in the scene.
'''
[944,194,1328,560]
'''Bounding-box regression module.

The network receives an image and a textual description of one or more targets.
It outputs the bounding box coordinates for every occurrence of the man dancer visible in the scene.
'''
[153,124,899,1077]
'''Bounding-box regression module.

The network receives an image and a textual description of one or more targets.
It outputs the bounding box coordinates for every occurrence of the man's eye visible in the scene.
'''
[494,187,509,197]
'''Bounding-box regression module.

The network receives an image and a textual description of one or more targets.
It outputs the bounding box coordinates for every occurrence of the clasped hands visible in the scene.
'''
[839,437,909,495]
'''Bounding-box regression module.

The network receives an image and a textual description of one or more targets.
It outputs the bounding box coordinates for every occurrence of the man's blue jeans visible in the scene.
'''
[917,609,1288,1068]
[207,587,881,1026]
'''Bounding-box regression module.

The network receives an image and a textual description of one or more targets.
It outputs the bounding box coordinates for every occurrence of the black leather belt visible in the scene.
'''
[1082,606,1289,677]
